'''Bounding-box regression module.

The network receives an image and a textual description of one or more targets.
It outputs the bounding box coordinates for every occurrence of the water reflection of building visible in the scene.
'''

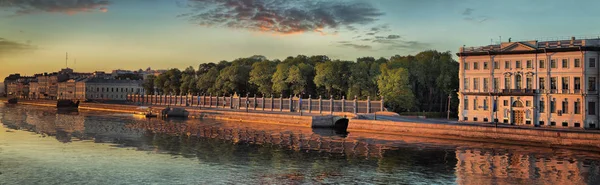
[455,148,600,185]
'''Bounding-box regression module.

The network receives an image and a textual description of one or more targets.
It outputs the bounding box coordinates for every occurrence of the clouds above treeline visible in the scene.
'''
[0,0,110,15]
[180,0,384,34]
[0,37,35,56]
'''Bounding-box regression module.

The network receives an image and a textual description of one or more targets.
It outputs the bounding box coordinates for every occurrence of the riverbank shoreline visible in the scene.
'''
[14,100,600,152]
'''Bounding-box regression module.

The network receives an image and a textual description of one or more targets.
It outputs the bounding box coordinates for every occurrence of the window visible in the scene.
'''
[515,61,521,69]
[505,76,511,89]
[463,98,469,110]
[515,75,522,89]
[473,62,479,70]
[575,100,581,114]
[473,78,479,90]
[483,62,488,69]
[590,58,596,68]
[550,59,558,68]
[483,78,489,91]
[473,99,478,110]
[527,60,532,68]
[562,100,569,114]
[575,59,581,67]
[551,122,556,126]
[464,62,469,70]
[97,87,99,92]
[551,77,557,90]
[589,77,596,91]
[562,59,569,68]
[539,121,545,125]
[116,88,119,92]
[526,77,532,89]
[562,122,568,127]
[575,77,581,91]
[575,123,581,127]
[550,99,556,113]
[464,78,469,90]
[505,61,511,69]
[493,78,499,90]
[483,99,488,110]
[539,60,545,68]
[562,77,569,90]
[539,100,545,113]
[494,61,500,69]
[503,100,508,106]
[539,78,545,90]
[589,102,596,115]
[526,101,531,107]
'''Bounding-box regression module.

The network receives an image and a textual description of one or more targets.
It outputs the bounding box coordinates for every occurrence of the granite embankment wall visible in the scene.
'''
[17,100,600,151]
[349,120,600,150]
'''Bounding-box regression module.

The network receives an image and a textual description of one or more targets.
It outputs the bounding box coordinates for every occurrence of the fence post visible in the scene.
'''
[298,95,302,113]
[280,94,283,112]
[223,94,227,108]
[254,94,257,110]
[209,93,212,108]
[262,94,265,111]
[271,94,274,111]
[238,94,242,109]
[354,96,358,114]
[289,95,293,112]
[367,96,371,114]
[341,96,345,112]
[216,93,219,108]
[308,95,312,113]
[246,93,250,112]
[381,96,385,112]
[319,96,322,114]
[330,95,334,114]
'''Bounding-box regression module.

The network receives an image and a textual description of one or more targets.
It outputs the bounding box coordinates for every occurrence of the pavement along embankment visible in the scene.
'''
[15,100,600,151]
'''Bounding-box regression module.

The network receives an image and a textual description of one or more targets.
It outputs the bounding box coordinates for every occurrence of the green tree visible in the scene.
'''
[377,65,415,112]
[249,60,277,96]
[142,75,156,95]
[286,63,314,96]
[180,66,197,95]
[154,73,168,94]
[166,69,182,95]
[314,60,351,97]
[271,63,290,95]
[196,67,219,94]
[213,64,252,95]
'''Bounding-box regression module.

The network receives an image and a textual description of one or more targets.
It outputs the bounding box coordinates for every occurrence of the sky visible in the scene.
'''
[1,0,600,78]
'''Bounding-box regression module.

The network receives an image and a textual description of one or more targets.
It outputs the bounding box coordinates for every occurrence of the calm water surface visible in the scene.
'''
[0,103,599,185]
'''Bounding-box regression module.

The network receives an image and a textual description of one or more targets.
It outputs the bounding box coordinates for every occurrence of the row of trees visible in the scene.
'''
[142,50,458,113]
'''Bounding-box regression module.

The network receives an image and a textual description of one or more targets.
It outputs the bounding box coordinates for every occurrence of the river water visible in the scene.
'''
[0,103,599,185]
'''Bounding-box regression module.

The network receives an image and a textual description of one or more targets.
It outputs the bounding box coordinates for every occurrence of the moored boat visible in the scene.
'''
[57,100,79,109]
[6,98,18,104]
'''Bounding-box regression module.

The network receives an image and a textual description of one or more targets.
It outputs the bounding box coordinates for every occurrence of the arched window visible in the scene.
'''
[512,100,524,107]
[515,74,522,89]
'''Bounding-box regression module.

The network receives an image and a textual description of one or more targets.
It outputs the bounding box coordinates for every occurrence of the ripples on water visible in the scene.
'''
[0,103,599,185]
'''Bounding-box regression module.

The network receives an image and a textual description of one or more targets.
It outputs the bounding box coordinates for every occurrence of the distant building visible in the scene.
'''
[6,76,35,98]
[0,82,4,97]
[85,78,144,101]
[57,77,88,100]
[457,37,600,129]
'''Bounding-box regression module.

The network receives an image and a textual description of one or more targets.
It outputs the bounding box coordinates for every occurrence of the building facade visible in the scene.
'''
[458,37,600,129]
[85,78,144,101]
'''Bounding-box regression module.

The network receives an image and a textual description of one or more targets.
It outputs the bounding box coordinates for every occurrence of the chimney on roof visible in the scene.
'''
[571,37,575,46]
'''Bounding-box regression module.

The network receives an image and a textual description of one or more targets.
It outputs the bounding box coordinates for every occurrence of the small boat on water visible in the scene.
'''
[160,107,189,118]
[6,98,18,104]
[57,100,79,109]
[135,107,158,118]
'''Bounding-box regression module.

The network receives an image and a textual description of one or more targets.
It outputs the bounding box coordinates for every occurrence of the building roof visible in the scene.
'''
[457,38,600,56]
[85,77,142,84]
